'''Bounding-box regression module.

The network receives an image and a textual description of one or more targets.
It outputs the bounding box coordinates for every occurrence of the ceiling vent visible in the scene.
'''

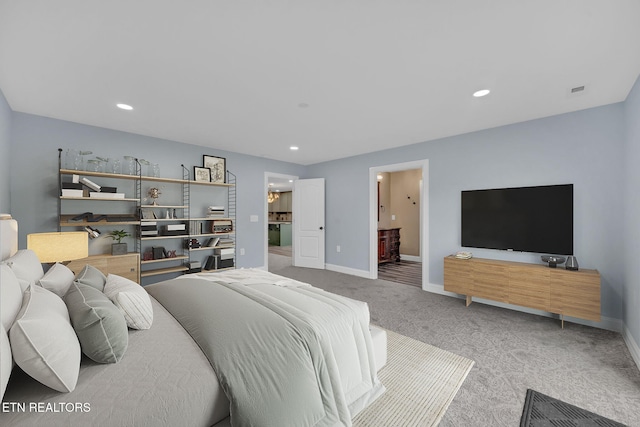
[567,85,588,98]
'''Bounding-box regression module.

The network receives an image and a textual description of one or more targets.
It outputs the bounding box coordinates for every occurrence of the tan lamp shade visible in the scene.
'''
[27,232,88,263]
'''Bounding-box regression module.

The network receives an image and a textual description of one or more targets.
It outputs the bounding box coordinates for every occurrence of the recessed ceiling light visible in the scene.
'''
[298,103,309,108]
[290,146,299,151]
[116,103,133,110]
[473,89,490,98]
[288,180,293,183]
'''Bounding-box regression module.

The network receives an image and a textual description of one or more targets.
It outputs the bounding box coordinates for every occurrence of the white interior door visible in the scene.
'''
[293,178,325,269]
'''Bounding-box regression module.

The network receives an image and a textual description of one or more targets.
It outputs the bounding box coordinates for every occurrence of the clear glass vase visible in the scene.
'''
[123,156,136,175]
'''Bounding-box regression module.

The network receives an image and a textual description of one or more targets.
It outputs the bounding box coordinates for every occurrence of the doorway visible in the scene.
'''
[264,172,298,271]
[369,160,429,289]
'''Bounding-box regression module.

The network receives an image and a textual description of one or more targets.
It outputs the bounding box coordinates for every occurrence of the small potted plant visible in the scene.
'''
[108,230,131,255]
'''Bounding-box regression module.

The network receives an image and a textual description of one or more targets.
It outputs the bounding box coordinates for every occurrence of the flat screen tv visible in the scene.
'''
[461,184,573,255]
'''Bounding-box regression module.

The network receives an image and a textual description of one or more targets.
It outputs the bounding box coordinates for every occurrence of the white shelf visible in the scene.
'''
[140,235,188,241]
[60,196,139,202]
[141,256,189,264]
[188,244,234,252]
[141,266,189,278]
[141,205,188,209]
[189,217,234,221]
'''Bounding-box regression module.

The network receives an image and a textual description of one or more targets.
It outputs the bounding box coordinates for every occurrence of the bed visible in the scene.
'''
[0,219,387,426]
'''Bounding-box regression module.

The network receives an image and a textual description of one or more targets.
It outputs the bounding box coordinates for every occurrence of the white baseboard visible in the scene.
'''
[325,263,372,279]
[400,254,421,262]
[421,281,463,298]
[623,326,640,372]
[422,282,622,332]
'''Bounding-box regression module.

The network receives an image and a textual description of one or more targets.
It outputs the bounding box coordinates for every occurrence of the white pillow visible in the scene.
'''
[0,264,23,330]
[9,285,81,392]
[1,326,12,401]
[103,274,153,330]
[38,262,75,297]
[3,249,44,292]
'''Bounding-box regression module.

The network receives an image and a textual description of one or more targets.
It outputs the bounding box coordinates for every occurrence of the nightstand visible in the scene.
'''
[65,253,140,284]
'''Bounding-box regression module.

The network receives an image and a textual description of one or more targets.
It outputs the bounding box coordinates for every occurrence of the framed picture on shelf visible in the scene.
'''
[194,166,211,182]
[203,155,226,183]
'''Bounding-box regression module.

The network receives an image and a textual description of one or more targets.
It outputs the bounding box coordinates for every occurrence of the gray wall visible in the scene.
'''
[9,112,306,274]
[0,89,11,213]
[308,104,626,320]
[623,75,640,344]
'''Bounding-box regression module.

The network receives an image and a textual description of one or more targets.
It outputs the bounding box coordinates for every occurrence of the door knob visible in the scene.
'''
[319,226,324,230]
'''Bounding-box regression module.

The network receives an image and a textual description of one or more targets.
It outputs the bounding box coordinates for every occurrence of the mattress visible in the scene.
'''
[0,297,228,427]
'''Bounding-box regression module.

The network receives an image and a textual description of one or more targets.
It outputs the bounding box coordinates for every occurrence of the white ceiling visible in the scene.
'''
[268,177,293,193]
[1,1,639,165]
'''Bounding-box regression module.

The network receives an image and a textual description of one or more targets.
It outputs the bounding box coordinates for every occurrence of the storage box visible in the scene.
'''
[214,247,234,260]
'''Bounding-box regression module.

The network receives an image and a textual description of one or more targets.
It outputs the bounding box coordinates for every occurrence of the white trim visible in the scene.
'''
[400,254,421,262]
[326,263,371,279]
[423,282,623,332]
[369,160,429,284]
[623,326,640,372]
[264,172,298,270]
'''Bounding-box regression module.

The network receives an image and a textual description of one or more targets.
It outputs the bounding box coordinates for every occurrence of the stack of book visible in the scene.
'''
[207,206,226,218]
[80,177,124,198]
[140,221,158,237]
[217,238,234,246]
[213,247,234,260]
[162,223,187,236]
[61,182,84,197]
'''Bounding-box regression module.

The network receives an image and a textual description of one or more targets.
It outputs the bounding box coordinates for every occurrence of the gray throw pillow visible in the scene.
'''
[74,264,107,291]
[64,281,128,363]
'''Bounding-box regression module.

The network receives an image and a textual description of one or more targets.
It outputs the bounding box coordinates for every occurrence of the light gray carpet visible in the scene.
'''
[268,253,640,427]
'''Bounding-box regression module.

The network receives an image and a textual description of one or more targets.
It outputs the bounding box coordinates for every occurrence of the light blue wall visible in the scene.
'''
[0,89,11,213]
[308,104,626,320]
[9,112,306,276]
[623,75,640,344]
[4,96,631,322]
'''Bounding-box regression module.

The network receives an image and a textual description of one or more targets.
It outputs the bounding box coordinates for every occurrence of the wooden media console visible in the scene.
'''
[443,256,600,327]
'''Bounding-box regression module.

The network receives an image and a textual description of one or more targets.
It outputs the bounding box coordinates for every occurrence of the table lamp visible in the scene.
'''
[27,231,88,264]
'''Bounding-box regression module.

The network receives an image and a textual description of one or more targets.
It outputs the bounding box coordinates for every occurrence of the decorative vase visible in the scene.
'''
[565,256,579,271]
[111,243,128,255]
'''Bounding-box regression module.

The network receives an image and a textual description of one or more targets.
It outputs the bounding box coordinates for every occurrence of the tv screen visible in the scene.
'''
[461,184,573,255]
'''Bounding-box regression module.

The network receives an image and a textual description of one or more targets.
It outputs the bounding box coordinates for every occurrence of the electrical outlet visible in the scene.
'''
[239,248,245,256]
[391,214,396,220]
[336,245,341,253]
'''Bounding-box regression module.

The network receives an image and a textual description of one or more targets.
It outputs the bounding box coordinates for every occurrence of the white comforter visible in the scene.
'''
[155,268,385,426]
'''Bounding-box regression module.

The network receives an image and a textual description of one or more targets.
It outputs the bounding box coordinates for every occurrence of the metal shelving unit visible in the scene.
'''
[56,149,237,283]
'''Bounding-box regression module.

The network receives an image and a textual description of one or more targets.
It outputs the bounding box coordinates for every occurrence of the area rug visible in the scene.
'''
[353,329,474,427]
[520,389,626,427]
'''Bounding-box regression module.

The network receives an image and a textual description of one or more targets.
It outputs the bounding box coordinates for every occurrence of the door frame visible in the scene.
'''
[369,160,429,289]
[264,171,299,269]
